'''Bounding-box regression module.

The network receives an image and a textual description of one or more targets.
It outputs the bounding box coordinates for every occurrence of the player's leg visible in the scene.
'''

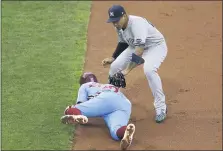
[61,105,88,125]
[109,46,135,76]
[103,108,135,150]
[61,92,130,124]
[142,42,168,123]
[103,110,135,150]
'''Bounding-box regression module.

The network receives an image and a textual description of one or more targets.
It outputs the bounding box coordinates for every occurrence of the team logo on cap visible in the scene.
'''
[110,12,114,17]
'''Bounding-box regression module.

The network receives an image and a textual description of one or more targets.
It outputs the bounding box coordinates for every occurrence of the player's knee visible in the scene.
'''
[144,67,155,74]
[143,65,157,79]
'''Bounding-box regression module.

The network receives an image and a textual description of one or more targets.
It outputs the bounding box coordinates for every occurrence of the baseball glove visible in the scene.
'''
[108,72,126,88]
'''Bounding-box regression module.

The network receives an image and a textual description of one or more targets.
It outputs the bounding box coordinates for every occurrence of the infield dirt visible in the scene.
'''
[72,1,222,150]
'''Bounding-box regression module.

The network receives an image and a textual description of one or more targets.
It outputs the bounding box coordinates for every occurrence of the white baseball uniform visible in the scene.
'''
[109,15,167,114]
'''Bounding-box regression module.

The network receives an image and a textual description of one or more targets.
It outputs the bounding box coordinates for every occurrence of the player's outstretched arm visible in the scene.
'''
[121,17,147,75]
[76,83,89,104]
[121,46,145,75]
[102,42,128,67]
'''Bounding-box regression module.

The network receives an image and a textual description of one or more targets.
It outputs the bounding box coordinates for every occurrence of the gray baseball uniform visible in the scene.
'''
[109,15,167,114]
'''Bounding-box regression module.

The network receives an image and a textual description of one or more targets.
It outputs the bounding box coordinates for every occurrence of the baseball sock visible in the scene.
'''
[65,107,81,115]
[116,126,127,140]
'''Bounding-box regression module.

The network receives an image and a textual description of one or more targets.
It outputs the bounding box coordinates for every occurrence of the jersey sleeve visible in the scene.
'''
[76,83,88,104]
[131,18,149,47]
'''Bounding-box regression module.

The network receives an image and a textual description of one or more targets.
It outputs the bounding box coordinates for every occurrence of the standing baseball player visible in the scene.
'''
[61,72,135,150]
[102,5,168,123]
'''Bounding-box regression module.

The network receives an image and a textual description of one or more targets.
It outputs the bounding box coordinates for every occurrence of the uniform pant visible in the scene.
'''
[109,42,168,114]
[75,91,132,140]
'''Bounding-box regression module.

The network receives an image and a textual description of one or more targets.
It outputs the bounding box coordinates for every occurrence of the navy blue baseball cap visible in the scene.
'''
[107,5,126,23]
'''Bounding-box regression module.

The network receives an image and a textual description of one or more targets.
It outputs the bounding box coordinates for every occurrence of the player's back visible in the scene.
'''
[116,15,165,48]
[76,82,124,104]
[85,82,121,95]
[130,15,165,47]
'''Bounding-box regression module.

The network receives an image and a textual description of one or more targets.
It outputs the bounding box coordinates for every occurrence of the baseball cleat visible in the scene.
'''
[61,115,88,125]
[64,106,71,115]
[155,108,167,123]
[120,123,135,150]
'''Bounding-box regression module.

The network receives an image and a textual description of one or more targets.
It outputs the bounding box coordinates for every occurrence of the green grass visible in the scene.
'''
[2,1,91,150]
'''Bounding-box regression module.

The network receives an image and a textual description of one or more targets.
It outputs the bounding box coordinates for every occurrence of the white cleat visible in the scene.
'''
[61,115,88,125]
[120,123,136,150]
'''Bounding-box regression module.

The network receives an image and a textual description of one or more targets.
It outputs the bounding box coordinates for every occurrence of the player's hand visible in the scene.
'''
[102,57,115,67]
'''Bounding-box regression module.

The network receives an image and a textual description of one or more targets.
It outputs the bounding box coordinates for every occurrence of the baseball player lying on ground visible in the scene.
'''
[102,5,168,123]
[61,72,135,150]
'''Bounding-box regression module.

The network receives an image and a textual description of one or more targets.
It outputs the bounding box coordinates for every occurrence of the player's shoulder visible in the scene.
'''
[129,15,145,21]
[84,82,97,86]
[129,15,148,26]
[80,82,96,88]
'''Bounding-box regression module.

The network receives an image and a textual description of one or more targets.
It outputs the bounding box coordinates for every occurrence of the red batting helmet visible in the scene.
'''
[79,72,98,86]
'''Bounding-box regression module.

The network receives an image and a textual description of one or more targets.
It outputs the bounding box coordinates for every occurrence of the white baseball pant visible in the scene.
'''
[109,42,168,114]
